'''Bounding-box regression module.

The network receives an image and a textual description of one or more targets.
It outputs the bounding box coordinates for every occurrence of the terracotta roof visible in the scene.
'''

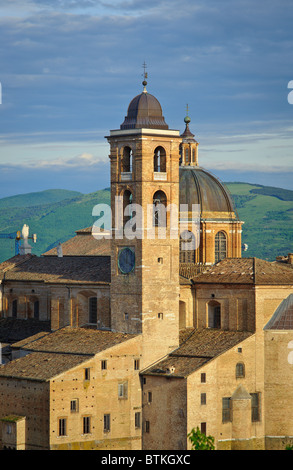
[0,326,138,381]
[11,326,137,355]
[142,328,252,378]
[192,257,293,285]
[0,318,51,344]
[43,227,111,257]
[0,254,111,284]
[0,351,91,381]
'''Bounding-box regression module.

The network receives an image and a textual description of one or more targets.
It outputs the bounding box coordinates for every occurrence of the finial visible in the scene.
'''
[142,61,148,93]
[184,103,191,124]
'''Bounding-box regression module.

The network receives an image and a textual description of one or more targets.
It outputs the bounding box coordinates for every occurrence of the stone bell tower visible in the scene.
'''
[106,75,182,366]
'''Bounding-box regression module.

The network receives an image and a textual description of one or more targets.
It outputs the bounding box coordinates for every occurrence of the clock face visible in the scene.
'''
[118,247,135,274]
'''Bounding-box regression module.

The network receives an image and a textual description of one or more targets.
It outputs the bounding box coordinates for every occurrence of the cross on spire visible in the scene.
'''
[142,61,148,92]
[142,61,148,81]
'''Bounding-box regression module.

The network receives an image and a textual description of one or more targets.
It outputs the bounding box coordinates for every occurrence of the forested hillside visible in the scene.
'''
[0,183,292,263]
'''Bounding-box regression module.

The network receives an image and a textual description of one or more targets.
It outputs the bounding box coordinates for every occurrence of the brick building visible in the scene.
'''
[0,78,292,450]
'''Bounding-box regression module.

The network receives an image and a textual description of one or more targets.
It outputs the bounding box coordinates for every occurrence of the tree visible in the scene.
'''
[188,427,215,450]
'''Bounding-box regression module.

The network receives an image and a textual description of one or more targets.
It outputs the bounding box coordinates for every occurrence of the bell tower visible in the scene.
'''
[106,75,182,366]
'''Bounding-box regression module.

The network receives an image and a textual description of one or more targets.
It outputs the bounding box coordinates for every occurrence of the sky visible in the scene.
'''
[0,0,293,198]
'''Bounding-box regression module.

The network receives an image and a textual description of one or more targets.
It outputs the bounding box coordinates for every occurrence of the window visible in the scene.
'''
[222,397,232,423]
[154,146,166,172]
[34,300,39,319]
[148,391,152,403]
[135,412,141,429]
[12,299,17,318]
[89,297,97,324]
[70,399,79,413]
[201,393,206,405]
[101,360,107,370]
[201,373,206,383]
[134,359,140,370]
[215,231,227,263]
[104,414,110,432]
[122,146,133,173]
[6,424,12,435]
[251,393,261,422]
[145,420,150,433]
[158,312,163,320]
[58,418,67,436]
[84,368,90,381]
[153,190,167,227]
[124,313,129,320]
[118,382,128,399]
[83,416,91,434]
[208,301,221,329]
[236,362,245,378]
[180,230,196,263]
[201,422,206,435]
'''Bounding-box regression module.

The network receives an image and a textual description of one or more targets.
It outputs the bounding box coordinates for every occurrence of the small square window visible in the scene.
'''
[158,257,163,264]
[158,313,163,320]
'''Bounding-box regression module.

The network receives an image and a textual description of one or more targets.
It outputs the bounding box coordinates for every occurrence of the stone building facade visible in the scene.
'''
[0,79,292,450]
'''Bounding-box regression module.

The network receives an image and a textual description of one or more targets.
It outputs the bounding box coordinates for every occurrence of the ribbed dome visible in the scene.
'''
[179,166,236,215]
[120,92,169,130]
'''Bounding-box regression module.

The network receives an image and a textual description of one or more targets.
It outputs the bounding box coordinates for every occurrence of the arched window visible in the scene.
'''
[154,146,166,172]
[185,147,189,163]
[89,297,97,324]
[236,362,245,378]
[215,231,227,263]
[180,230,195,263]
[153,190,167,227]
[123,189,133,227]
[208,301,221,329]
[122,146,133,173]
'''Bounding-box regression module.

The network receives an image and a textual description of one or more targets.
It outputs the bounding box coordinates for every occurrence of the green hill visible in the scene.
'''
[225,182,293,261]
[0,189,82,209]
[0,183,292,263]
[0,188,110,262]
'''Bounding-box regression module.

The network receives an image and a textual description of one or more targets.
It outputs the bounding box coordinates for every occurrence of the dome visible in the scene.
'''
[179,166,236,216]
[120,91,169,130]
